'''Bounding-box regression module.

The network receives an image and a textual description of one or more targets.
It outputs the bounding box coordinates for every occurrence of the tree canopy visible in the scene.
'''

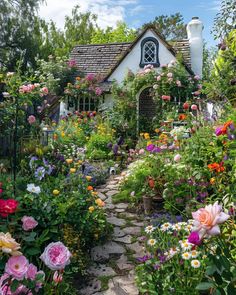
[142,13,187,41]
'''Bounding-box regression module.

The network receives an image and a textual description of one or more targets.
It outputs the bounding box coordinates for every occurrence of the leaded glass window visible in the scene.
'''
[140,37,160,68]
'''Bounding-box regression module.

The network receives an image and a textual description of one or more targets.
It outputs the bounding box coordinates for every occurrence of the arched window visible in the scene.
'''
[140,37,160,68]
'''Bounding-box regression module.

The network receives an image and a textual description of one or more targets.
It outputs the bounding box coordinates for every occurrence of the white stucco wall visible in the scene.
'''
[108,30,176,84]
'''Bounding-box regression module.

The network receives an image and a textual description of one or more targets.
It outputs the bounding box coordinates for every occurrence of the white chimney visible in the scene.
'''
[187,17,203,78]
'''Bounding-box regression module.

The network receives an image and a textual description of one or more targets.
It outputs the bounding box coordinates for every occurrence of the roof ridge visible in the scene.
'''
[74,41,133,47]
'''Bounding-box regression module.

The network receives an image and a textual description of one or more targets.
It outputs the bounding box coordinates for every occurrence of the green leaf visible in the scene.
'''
[196,282,215,290]
[10,280,20,292]
[206,265,217,275]
[227,283,236,295]
[26,247,41,256]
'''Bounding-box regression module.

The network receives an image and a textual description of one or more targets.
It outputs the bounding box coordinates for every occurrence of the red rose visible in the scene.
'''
[183,102,189,110]
[0,199,18,218]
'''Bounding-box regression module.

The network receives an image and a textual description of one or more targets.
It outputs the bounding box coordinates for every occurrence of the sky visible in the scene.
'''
[39,0,221,47]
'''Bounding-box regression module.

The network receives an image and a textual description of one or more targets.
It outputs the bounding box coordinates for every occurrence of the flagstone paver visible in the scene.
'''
[79,172,146,295]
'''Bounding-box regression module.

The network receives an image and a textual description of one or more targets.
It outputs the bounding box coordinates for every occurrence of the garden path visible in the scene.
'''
[79,171,147,295]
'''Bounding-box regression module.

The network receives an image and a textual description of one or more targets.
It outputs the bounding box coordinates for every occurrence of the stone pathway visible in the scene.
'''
[78,173,147,295]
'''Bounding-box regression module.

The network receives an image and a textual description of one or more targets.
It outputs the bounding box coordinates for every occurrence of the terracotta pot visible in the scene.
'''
[143,195,152,214]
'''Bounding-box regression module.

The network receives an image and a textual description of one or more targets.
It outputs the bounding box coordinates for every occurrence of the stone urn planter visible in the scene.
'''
[152,195,164,210]
[143,195,152,214]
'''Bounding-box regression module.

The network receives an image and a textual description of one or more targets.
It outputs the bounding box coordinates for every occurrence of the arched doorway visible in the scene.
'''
[138,87,156,132]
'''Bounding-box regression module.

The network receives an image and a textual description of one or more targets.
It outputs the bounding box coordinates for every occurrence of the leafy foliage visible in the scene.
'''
[142,13,187,40]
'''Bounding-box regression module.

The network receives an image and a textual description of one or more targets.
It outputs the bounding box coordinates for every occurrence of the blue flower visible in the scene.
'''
[35,166,46,180]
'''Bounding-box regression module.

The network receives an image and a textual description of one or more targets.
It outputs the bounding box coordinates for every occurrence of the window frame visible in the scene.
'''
[140,37,160,68]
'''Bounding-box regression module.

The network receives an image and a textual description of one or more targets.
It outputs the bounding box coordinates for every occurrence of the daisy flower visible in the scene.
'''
[191,250,199,258]
[182,252,191,260]
[145,225,155,234]
[148,239,157,246]
[180,241,192,251]
[169,247,179,257]
[171,224,181,231]
[160,222,172,232]
[191,259,201,268]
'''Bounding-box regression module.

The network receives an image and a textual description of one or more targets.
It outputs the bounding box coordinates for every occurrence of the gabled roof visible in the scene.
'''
[71,42,132,76]
[70,26,193,81]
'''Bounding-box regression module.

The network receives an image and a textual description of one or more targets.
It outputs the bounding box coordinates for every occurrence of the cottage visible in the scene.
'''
[60,17,203,116]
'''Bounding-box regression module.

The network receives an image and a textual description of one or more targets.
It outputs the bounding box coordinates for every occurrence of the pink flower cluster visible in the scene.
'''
[19,84,40,94]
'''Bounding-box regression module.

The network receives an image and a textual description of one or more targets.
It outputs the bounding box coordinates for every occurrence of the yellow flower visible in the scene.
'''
[61,132,65,137]
[0,232,22,256]
[86,176,92,181]
[66,159,73,164]
[89,206,95,213]
[155,128,160,133]
[144,133,150,140]
[95,198,105,207]
[147,141,152,146]
[92,191,98,196]
[53,189,60,196]
[210,178,215,185]
[70,168,76,173]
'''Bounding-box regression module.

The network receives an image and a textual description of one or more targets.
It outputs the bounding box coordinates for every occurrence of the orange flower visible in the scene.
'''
[87,186,93,191]
[208,162,225,173]
[148,177,155,189]
[179,114,187,121]
[95,198,105,207]
[76,76,81,81]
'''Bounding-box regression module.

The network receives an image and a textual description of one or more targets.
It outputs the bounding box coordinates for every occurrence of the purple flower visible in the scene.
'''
[29,156,38,169]
[35,166,46,180]
[159,255,166,264]
[215,126,224,136]
[113,144,119,155]
[152,146,161,153]
[137,255,152,263]
[117,136,124,146]
[188,231,201,245]
[146,144,155,152]
[107,142,113,149]
[153,264,160,270]
[229,123,235,131]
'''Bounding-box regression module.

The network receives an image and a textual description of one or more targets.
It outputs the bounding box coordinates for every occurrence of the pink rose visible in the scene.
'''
[167,72,173,78]
[40,242,71,270]
[21,216,38,231]
[161,95,171,101]
[95,87,102,96]
[192,201,230,236]
[174,154,181,162]
[156,75,161,81]
[27,115,36,125]
[176,80,182,87]
[139,148,145,155]
[191,104,198,111]
[40,87,49,97]
[25,264,37,280]
[53,271,63,284]
[5,256,29,280]
[194,75,200,80]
